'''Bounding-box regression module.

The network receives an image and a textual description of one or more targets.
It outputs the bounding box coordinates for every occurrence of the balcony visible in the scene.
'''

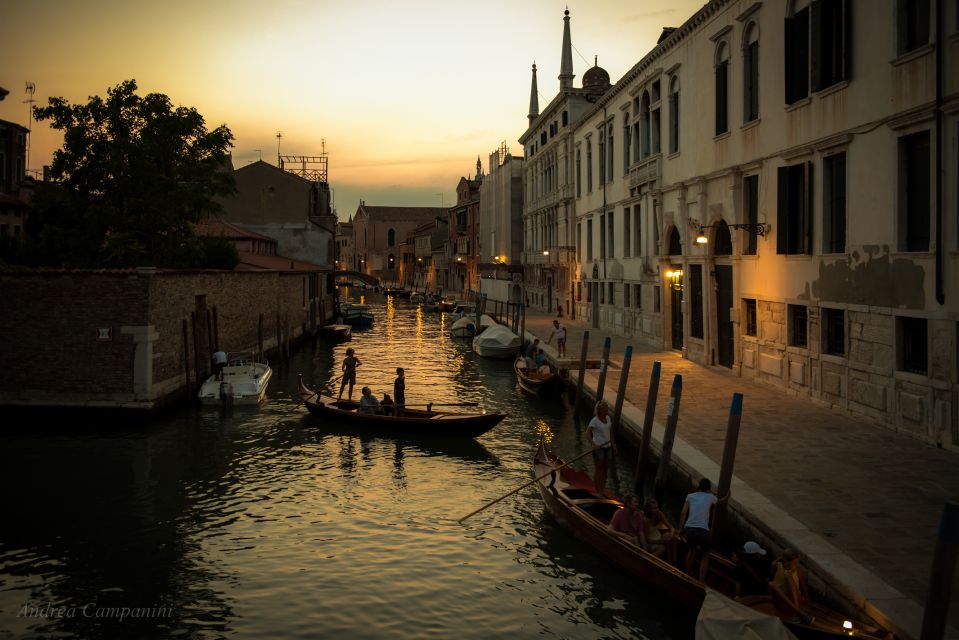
[629,154,662,188]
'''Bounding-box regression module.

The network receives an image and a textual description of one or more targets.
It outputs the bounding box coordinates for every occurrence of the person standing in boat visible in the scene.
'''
[679,477,725,582]
[393,367,406,416]
[212,350,227,380]
[608,494,647,549]
[338,348,361,400]
[585,400,615,497]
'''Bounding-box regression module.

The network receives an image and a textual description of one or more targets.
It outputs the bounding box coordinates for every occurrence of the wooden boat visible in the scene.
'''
[514,357,557,394]
[198,352,271,406]
[298,376,506,438]
[339,303,374,327]
[533,441,897,640]
[320,324,352,340]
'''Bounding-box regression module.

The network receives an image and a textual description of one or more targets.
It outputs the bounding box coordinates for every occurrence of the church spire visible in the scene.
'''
[476,156,483,179]
[559,8,574,91]
[528,62,539,125]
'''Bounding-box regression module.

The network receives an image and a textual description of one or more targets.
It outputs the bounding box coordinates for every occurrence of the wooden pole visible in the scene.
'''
[182,319,192,396]
[595,336,612,404]
[633,361,662,496]
[520,302,526,347]
[191,312,201,386]
[610,345,633,435]
[921,501,959,640]
[206,309,214,364]
[573,330,590,418]
[653,374,683,504]
[710,393,743,549]
[258,314,264,362]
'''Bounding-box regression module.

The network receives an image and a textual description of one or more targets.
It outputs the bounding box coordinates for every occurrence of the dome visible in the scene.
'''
[582,59,611,95]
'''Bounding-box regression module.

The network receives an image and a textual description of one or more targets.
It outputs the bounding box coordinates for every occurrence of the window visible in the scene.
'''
[641,91,652,158]
[562,111,569,126]
[608,211,615,259]
[744,175,759,255]
[607,120,615,181]
[651,81,662,154]
[669,77,680,153]
[598,125,606,185]
[633,205,642,257]
[899,131,930,251]
[690,264,704,338]
[623,112,632,173]
[743,23,760,123]
[609,282,615,305]
[898,316,928,374]
[777,162,812,254]
[587,219,594,260]
[577,222,582,260]
[823,152,846,253]
[387,228,396,247]
[624,283,631,307]
[600,214,606,259]
[788,304,808,347]
[624,208,631,257]
[634,284,642,309]
[898,0,930,54]
[587,141,593,193]
[744,299,757,336]
[785,0,850,104]
[823,308,845,355]
[715,42,729,135]
[576,149,582,197]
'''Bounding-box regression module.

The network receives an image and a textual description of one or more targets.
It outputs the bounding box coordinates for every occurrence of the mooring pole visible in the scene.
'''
[573,330,590,418]
[921,501,959,640]
[212,307,220,351]
[182,319,192,395]
[610,345,633,435]
[710,393,743,548]
[595,336,612,404]
[653,374,682,504]
[633,361,662,496]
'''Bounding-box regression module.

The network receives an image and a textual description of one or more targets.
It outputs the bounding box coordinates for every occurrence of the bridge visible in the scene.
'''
[332,270,380,286]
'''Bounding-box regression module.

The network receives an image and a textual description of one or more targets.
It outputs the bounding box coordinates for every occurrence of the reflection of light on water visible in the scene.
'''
[386,295,395,343]
[360,295,366,305]
[534,419,555,444]
[415,304,423,339]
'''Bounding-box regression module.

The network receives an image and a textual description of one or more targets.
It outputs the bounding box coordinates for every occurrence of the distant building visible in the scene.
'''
[0,119,30,239]
[335,220,354,271]
[216,159,336,268]
[351,202,446,282]
[479,143,525,302]
[448,159,483,295]
[411,217,448,292]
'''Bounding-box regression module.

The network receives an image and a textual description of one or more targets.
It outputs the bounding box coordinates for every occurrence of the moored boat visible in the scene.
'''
[450,316,476,338]
[340,303,374,327]
[198,352,272,406]
[321,324,352,340]
[514,357,557,394]
[472,324,521,358]
[298,376,506,438]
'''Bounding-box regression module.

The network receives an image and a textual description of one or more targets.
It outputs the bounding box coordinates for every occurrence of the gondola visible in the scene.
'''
[298,376,505,438]
[533,441,896,639]
[514,357,557,394]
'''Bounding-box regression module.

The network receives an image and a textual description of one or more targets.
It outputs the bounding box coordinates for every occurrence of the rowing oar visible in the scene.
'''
[457,445,608,523]
[329,364,361,386]
[403,402,479,408]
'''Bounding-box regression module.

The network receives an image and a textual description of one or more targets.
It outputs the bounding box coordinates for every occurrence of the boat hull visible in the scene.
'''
[198,361,271,406]
[514,359,557,394]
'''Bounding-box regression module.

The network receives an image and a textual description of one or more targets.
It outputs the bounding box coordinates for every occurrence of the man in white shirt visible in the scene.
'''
[679,477,725,581]
[546,319,567,357]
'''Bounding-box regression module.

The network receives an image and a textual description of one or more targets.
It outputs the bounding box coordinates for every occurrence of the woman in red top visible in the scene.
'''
[607,494,647,549]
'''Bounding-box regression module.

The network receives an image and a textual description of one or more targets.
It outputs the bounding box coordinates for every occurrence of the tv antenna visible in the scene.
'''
[24,82,36,174]
[253,149,262,161]
[276,131,283,166]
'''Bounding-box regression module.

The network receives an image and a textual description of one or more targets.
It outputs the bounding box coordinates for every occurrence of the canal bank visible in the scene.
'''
[520,308,959,640]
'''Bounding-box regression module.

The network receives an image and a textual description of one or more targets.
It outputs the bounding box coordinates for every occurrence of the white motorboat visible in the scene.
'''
[198,352,272,406]
[450,316,476,337]
[472,324,522,359]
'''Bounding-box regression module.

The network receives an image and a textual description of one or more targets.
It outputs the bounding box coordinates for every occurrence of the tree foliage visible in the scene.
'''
[24,79,237,268]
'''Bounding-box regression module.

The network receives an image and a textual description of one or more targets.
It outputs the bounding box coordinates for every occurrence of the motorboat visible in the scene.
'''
[450,316,476,338]
[321,324,352,340]
[472,324,521,358]
[340,303,374,327]
[198,352,271,406]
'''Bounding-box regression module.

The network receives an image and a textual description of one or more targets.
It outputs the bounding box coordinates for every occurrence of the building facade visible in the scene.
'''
[351,203,446,283]
[0,119,30,239]
[563,0,958,447]
[478,143,525,302]
[447,162,483,296]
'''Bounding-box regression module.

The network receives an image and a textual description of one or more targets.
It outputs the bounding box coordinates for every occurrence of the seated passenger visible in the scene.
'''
[358,386,383,415]
[643,497,678,564]
[608,494,647,549]
[770,548,814,624]
[381,393,395,415]
[733,541,772,598]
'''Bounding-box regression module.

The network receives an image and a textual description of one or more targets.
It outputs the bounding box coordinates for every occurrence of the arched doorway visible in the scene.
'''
[666,227,684,350]
[712,222,734,368]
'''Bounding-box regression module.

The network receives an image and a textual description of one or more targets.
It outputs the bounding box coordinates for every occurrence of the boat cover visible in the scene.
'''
[695,590,797,640]
[472,324,521,351]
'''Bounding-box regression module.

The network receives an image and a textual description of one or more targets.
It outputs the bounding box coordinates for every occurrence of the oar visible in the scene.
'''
[330,364,361,386]
[403,402,479,408]
[457,445,608,523]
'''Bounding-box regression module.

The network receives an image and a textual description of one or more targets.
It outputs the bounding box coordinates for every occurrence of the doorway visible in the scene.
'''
[670,281,683,350]
[715,265,733,367]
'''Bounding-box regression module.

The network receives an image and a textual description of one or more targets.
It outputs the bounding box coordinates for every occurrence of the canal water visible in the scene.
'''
[0,292,690,639]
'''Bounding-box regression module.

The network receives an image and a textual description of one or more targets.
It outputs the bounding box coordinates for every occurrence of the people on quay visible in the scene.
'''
[770,548,814,624]
[212,350,228,380]
[547,319,567,358]
[393,367,406,416]
[678,477,726,582]
[358,386,383,414]
[608,493,647,549]
[643,497,678,564]
[338,347,361,400]
[732,540,773,598]
[585,400,615,497]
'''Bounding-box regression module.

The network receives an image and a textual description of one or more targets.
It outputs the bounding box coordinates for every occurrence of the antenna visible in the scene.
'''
[276,131,282,167]
[253,149,262,161]
[24,82,36,175]
[435,193,445,208]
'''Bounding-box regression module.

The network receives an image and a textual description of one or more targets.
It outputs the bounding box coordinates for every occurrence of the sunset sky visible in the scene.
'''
[2,0,704,219]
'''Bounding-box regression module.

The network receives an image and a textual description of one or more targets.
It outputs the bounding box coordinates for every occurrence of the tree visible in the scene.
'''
[26,79,236,268]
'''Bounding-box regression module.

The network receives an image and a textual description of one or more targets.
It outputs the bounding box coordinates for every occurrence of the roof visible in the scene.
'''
[234,159,312,185]
[0,193,29,209]
[236,251,326,272]
[195,218,276,242]
[355,204,448,222]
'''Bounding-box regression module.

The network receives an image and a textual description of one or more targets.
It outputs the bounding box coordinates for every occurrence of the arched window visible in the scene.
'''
[714,221,733,256]
[667,227,682,256]
[669,76,680,153]
[715,41,729,135]
[743,22,760,123]
[641,90,652,158]
[387,228,396,247]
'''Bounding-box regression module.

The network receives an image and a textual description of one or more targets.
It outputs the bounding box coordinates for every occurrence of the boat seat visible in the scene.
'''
[562,488,595,500]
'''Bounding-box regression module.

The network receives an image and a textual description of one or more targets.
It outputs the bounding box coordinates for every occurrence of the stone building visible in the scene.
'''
[518,11,599,316]
[478,143,525,302]
[351,203,446,283]
[561,0,958,447]
[0,118,30,239]
[447,161,483,295]
[335,220,353,271]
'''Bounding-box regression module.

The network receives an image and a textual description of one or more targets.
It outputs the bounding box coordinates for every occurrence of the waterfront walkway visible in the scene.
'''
[519,307,958,640]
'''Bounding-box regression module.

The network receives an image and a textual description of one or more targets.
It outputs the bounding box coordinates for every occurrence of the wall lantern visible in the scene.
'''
[691,219,769,244]
[542,250,550,256]
[665,267,684,291]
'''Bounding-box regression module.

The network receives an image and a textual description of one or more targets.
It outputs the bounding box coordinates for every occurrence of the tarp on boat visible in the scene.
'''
[472,324,521,355]
[695,590,798,640]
